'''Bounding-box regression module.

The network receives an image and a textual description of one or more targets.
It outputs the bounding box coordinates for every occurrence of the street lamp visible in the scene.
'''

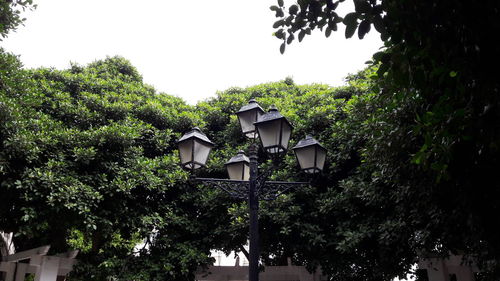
[236,99,265,139]
[177,127,214,171]
[225,150,250,181]
[254,106,293,154]
[177,100,325,281]
[293,135,327,174]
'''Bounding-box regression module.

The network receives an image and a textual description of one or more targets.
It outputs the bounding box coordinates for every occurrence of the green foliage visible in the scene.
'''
[4,1,500,277]
[272,0,500,279]
[1,48,407,280]
[0,0,36,39]
[0,52,216,280]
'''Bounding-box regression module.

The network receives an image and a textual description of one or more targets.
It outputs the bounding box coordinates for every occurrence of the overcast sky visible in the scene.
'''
[1,0,382,104]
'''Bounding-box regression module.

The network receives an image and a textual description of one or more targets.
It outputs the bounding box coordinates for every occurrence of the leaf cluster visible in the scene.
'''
[0,0,36,39]
[272,0,500,278]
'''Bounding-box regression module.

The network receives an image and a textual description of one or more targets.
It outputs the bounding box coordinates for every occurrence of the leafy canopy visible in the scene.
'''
[272,0,500,278]
[0,51,220,280]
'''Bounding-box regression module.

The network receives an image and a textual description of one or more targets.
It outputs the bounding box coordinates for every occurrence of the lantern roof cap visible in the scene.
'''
[292,135,325,150]
[236,99,265,114]
[177,127,214,146]
[225,150,250,165]
[254,106,290,125]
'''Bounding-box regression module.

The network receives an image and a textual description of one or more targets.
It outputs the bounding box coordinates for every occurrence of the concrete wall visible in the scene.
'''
[196,265,327,281]
[418,255,479,281]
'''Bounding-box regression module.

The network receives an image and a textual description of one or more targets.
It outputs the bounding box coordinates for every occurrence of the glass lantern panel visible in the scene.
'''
[280,121,292,150]
[295,146,316,171]
[242,163,250,181]
[178,140,193,168]
[193,139,212,168]
[316,148,327,171]
[227,162,250,181]
[257,120,283,153]
[238,110,260,138]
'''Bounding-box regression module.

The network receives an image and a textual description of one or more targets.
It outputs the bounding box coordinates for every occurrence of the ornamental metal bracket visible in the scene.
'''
[194,178,309,201]
[195,178,249,200]
[257,181,309,201]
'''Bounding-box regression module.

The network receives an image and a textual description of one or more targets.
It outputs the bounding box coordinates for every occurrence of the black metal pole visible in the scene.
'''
[248,143,259,281]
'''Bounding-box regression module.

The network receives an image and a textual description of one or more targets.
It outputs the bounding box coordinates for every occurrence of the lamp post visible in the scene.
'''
[177,100,326,281]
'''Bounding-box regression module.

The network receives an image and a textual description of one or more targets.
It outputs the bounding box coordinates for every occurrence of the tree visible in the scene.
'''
[0,0,36,39]
[2,44,423,280]
[0,52,233,280]
[2,49,408,280]
[271,0,500,279]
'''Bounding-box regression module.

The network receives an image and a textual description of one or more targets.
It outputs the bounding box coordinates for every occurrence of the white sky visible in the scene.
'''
[1,0,382,105]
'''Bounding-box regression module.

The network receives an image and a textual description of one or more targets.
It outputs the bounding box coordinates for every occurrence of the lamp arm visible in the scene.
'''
[256,166,274,191]
[255,150,294,195]
[194,178,249,200]
[258,181,310,201]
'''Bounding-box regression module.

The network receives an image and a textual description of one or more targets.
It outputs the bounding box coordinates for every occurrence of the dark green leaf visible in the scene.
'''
[298,30,306,42]
[275,29,284,39]
[354,0,371,13]
[289,5,299,15]
[345,21,358,39]
[273,19,285,28]
[372,15,384,33]
[270,5,280,12]
[325,27,332,38]
[373,51,385,62]
[357,19,371,39]
[342,12,358,26]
